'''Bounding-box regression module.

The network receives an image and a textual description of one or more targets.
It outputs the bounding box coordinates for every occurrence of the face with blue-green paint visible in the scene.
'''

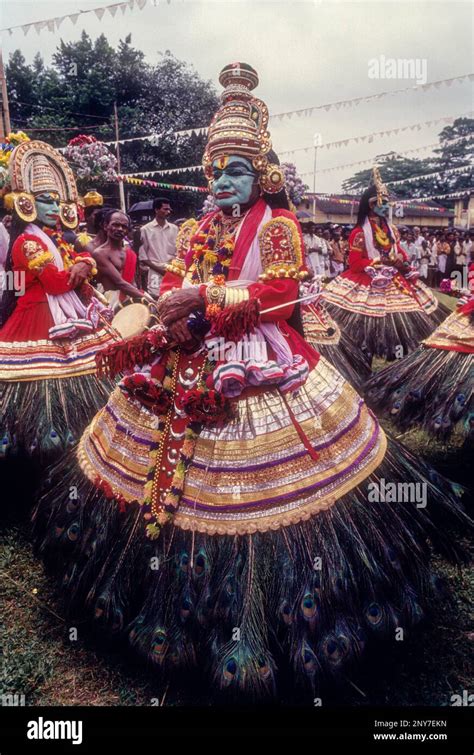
[35,192,60,227]
[371,196,390,219]
[211,156,260,213]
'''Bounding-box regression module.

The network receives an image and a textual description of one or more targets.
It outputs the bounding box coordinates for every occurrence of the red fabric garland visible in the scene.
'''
[210,298,260,342]
[96,327,168,378]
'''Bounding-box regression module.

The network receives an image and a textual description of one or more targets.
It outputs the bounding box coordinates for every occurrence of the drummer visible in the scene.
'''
[93,209,146,307]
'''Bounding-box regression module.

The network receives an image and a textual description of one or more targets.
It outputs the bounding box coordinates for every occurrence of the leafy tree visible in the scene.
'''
[6,36,218,214]
[342,117,473,207]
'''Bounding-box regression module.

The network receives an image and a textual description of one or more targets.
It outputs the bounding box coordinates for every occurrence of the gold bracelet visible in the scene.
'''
[224,287,249,306]
[206,283,226,308]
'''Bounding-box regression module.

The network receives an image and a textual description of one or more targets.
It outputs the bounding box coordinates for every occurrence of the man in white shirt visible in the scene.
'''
[303,222,324,276]
[138,197,178,297]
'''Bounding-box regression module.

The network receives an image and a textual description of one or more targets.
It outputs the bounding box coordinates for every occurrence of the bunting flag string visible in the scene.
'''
[311,191,470,208]
[397,190,473,203]
[298,135,473,176]
[116,174,207,192]
[1,0,148,35]
[279,111,474,157]
[57,110,473,154]
[385,164,473,186]
[120,165,204,177]
[270,74,474,122]
[316,191,460,213]
[99,126,209,149]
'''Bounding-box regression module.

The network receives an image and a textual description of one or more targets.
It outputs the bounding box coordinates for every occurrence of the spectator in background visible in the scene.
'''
[427,234,438,288]
[445,231,457,278]
[303,222,324,276]
[437,232,450,285]
[398,227,409,255]
[93,210,144,308]
[0,212,11,288]
[406,230,418,266]
[321,229,332,276]
[463,231,473,265]
[413,225,425,252]
[139,197,178,297]
[329,225,347,277]
[452,231,467,279]
[419,239,429,280]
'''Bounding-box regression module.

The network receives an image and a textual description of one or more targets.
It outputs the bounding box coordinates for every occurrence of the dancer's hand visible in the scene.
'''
[68,261,90,288]
[168,315,197,345]
[159,288,204,327]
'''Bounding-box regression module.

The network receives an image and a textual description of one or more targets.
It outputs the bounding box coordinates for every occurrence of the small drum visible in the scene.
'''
[111,296,160,339]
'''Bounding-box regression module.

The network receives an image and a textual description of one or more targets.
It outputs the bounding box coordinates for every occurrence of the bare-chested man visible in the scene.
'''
[93,210,146,306]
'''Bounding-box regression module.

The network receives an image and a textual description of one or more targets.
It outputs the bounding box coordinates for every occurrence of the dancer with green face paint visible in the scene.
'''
[322,167,449,368]
[33,65,470,703]
[0,138,118,471]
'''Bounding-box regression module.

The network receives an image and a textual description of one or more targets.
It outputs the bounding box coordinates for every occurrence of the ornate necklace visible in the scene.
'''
[190,211,245,286]
[370,217,392,252]
[42,227,76,269]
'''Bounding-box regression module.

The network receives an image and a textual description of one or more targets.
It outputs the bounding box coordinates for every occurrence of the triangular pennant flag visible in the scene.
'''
[70,13,80,25]
[47,19,55,31]
[22,23,32,35]
[120,3,128,14]
[34,21,47,33]
[137,0,147,8]
[55,16,65,28]
[95,8,105,20]
[109,5,118,17]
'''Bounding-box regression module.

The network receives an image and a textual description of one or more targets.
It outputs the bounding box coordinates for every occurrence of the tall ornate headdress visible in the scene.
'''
[202,62,285,194]
[370,166,389,206]
[8,139,79,228]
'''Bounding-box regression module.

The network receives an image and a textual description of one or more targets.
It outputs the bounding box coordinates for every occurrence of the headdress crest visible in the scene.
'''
[370,166,389,206]
[203,62,285,194]
[8,140,78,227]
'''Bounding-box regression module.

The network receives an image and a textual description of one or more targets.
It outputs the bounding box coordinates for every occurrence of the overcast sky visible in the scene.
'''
[1,0,472,193]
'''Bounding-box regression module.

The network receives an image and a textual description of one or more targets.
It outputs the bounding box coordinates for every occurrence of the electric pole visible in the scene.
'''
[114,101,126,211]
[0,48,11,140]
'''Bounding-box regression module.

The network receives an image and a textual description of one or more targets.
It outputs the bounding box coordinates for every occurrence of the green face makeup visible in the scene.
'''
[35,192,60,227]
[373,200,390,219]
[211,156,259,210]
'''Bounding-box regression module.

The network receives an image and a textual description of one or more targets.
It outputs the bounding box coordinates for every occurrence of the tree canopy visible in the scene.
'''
[6,33,218,215]
[341,117,473,207]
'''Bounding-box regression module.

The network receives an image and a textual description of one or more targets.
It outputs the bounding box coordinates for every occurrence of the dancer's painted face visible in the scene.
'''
[211,156,259,211]
[35,192,60,227]
[373,199,390,219]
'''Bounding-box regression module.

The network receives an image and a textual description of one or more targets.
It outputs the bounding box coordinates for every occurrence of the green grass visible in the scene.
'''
[0,526,175,707]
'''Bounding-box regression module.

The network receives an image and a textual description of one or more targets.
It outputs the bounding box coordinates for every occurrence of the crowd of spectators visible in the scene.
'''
[302,220,473,288]
[1,200,472,302]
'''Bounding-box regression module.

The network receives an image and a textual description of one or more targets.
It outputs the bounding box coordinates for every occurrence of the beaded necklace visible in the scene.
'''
[190,211,245,286]
[42,227,76,269]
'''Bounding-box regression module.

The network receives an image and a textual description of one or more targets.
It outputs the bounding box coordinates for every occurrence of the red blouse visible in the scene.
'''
[341,224,407,286]
[0,230,93,342]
